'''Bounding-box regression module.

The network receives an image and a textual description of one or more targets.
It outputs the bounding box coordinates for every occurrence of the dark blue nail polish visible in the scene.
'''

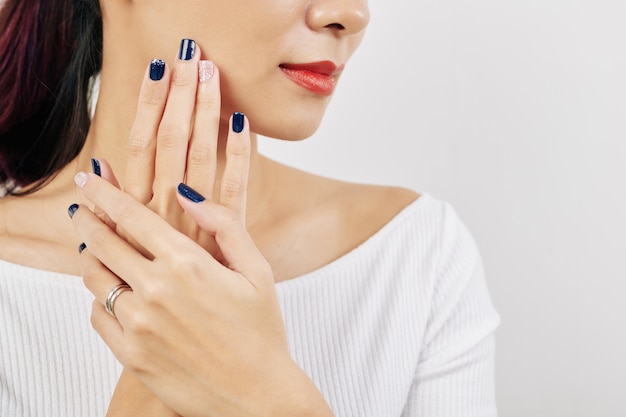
[68,203,79,218]
[177,183,205,203]
[91,158,101,176]
[232,112,245,133]
[150,59,166,81]
[179,39,196,61]
[78,242,87,254]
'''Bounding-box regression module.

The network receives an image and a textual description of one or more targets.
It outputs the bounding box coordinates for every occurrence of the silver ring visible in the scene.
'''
[105,283,132,319]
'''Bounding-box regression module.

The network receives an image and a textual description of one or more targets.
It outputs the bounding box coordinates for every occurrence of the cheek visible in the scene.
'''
[223,81,329,140]
[178,1,329,139]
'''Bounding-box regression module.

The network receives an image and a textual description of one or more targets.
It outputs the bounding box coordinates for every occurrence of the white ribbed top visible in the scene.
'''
[0,194,500,417]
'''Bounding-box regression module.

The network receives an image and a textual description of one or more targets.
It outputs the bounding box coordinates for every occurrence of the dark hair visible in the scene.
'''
[0,0,102,195]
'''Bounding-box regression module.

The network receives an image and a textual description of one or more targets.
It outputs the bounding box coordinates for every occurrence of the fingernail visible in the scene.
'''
[78,242,87,254]
[150,59,166,81]
[91,158,101,176]
[68,203,79,218]
[75,172,89,189]
[199,60,214,82]
[232,112,245,133]
[179,39,196,61]
[177,183,205,203]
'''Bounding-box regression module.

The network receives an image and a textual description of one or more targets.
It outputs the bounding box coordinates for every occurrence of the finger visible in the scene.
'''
[177,187,270,285]
[90,300,128,362]
[186,60,221,199]
[153,39,201,196]
[91,158,121,189]
[125,59,171,203]
[91,158,119,230]
[80,244,128,310]
[82,255,134,332]
[70,201,151,289]
[75,172,193,259]
[219,112,251,225]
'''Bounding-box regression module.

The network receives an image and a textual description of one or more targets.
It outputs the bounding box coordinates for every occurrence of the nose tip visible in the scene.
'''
[307,0,370,36]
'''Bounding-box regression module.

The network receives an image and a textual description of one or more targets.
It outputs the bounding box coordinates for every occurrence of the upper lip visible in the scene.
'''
[279,61,344,76]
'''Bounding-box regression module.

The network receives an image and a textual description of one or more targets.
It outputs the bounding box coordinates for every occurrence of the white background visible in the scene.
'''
[259,0,626,415]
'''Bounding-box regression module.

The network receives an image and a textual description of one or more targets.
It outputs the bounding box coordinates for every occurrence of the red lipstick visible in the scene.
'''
[279,61,343,96]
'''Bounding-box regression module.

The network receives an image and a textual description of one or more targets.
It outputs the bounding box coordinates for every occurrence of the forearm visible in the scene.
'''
[106,369,178,417]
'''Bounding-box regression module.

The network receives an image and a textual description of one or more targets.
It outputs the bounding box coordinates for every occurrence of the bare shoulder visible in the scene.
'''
[330,181,420,239]
[283,163,421,245]
[266,158,419,220]
[253,159,422,281]
[338,182,420,217]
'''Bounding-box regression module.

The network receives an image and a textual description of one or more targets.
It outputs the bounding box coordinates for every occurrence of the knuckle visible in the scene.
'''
[121,345,149,373]
[219,177,244,203]
[215,210,243,235]
[170,65,195,88]
[112,195,139,224]
[228,141,251,159]
[188,145,214,167]
[141,280,169,306]
[127,131,154,158]
[125,310,153,335]
[160,253,202,281]
[87,227,109,250]
[140,84,166,107]
[195,94,220,112]
[175,254,202,278]
[157,123,189,150]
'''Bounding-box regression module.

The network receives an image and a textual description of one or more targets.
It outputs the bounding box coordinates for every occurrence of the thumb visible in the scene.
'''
[176,183,272,285]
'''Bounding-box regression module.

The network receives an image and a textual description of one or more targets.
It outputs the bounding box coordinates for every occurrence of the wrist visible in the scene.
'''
[266,359,334,417]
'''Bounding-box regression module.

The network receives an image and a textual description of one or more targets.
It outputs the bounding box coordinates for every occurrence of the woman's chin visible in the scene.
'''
[251,113,324,142]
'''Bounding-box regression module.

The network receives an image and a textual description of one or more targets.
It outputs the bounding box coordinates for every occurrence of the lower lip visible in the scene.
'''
[280,67,336,96]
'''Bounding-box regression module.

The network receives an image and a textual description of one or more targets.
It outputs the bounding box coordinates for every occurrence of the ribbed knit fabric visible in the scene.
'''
[0,194,500,417]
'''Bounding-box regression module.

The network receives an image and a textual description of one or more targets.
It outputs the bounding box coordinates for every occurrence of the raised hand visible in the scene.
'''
[100,39,250,260]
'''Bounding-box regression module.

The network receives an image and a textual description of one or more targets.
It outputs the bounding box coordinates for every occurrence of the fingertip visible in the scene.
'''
[92,158,121,189]
[91,158,101,177]
[178,38,201,63]
[199,60,215,83]
[68,203,80,219]
[177,183,206,203]
[231,112,246,134]
[149,58,166,81]
[75,171,90,190]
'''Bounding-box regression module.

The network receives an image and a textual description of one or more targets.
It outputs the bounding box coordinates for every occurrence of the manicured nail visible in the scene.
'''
[74,172,89,189]
[179,39,196,61]
[150,59,166,81]
[199,60,214,82]
[177,183,205,203]
[78,242,87,254]
[232,112,245,133]
[91,158,101,176]
[68,204,79,218]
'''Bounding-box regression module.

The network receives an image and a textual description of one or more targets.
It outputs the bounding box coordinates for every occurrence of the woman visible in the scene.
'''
[0,0,500,416]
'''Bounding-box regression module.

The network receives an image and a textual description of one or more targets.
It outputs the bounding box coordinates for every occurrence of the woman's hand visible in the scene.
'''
[70,173,332,417]
[92,39,250,416]
[102,39,248,259]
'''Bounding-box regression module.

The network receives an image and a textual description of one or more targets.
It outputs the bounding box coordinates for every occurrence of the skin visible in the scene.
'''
[0,0,419,415]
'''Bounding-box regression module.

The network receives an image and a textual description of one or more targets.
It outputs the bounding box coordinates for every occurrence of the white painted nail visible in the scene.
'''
[74,172,89,189]
[199,60,214,83]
